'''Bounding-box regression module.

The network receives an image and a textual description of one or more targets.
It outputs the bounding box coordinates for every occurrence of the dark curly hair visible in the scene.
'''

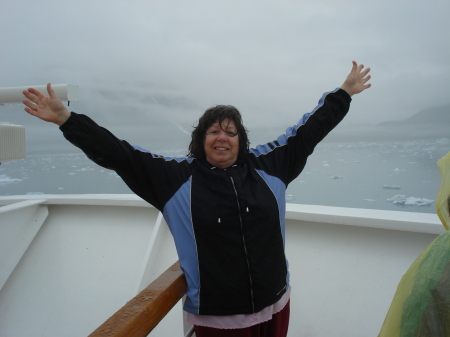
[188,105,249,162]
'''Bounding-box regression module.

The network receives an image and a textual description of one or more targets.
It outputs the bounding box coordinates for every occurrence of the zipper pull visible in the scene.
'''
[246,207,249,213]
[218,218,221,224]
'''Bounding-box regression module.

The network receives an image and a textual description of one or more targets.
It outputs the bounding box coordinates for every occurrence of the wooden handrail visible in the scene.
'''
[89,261,187,337]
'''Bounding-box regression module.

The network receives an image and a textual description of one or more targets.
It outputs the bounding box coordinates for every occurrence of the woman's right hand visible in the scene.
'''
[22,83,71,126]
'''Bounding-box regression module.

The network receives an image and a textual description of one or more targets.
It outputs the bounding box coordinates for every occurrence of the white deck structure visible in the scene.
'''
[0,194,444,337]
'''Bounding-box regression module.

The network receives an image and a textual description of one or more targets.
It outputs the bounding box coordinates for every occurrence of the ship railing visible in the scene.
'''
[89,261,193,337]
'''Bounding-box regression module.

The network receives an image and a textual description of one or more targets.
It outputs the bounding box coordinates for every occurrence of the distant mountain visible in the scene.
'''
[377,104,450,127]
[324,104,449,142]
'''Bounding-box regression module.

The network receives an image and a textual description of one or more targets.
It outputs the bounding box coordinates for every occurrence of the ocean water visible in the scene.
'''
[1,138,448,214]
[285,138,449,213]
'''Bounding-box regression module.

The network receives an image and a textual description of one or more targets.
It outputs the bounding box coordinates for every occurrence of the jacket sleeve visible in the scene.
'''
[59,112,191,210]
[249,88,351,185]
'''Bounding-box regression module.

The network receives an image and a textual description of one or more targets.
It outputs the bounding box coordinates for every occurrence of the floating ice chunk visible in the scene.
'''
[383,185,401,190]
[286,194,296,201]
[364,199,376,202]
[330,175,345,179]
[387,195,406,204]
[394,168,400,173]
[323,163,330,167]
[0,174,22,184]
[69,172,76,175]
[387,194,434,206]
[26,192,44,195]
[404,197,434,206]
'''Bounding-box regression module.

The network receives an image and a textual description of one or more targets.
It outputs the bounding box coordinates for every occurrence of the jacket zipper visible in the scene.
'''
[229,175,255,313]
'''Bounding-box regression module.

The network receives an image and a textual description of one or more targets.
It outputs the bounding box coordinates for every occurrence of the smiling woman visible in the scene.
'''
[203,119,239,169]
[20,61,371,337]
[187,104,250,166]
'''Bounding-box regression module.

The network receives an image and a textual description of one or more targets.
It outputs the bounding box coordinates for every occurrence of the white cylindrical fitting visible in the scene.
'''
[0,84,79,105]
[0,123,26,162]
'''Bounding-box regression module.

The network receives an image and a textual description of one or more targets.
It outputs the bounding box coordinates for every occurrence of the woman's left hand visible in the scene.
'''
[340,61,371,97]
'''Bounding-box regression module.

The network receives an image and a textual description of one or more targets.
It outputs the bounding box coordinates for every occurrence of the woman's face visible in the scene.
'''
[204,119,239,169]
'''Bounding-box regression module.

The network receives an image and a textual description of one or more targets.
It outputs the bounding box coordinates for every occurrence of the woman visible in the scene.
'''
[22,61,371,337]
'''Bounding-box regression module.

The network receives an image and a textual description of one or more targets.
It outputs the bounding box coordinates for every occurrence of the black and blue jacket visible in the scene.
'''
[60,88,351,316]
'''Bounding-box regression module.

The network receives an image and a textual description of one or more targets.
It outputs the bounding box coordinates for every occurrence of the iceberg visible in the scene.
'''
[383,185,401,190]
[387,195,434,207]
[0,174,22,185]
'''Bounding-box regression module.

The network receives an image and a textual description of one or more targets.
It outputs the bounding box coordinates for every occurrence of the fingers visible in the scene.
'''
[22,99,36,109]
[22,89,40,105]
[361,67,371,77]
[27,87,47,100]
[22,88,44,115]
[23,106,36,116]
[22,100,39,116]
[23,87,49,107]
[47,83,57,98]
[353,61,371,85]
[353,61,370,76]
[342,61,372,96]
[22,96,41,116]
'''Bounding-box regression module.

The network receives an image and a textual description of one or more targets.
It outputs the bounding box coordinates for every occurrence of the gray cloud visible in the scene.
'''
[2,0,449,154]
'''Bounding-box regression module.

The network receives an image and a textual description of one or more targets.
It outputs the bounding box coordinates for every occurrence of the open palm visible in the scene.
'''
[341,61,371,97]
[23,83,70,126]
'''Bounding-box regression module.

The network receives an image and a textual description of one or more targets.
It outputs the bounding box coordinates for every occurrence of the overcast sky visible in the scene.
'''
[2,0,449,153]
